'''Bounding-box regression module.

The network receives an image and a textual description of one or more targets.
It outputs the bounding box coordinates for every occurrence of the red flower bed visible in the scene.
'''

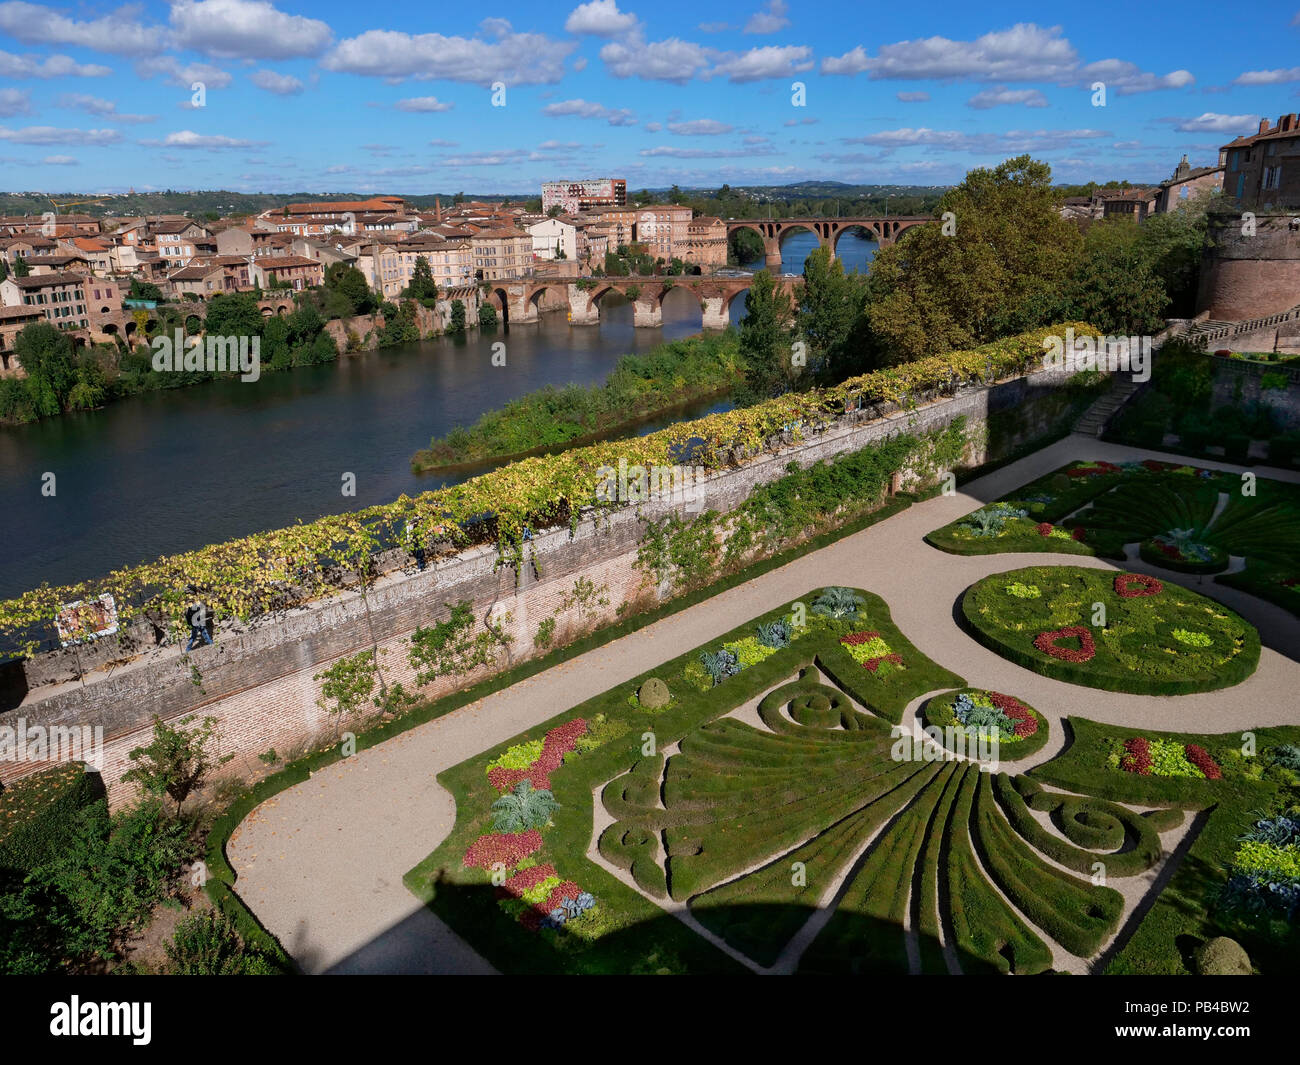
[1037,522,1054,536]
[1115,573,1163,598]
[541,880,583,913]
[840,630,881,646]
[1071,526,1087,542]
[1033,626,1097,663]
[1066,461,1121,479]
[1184,743,1223,780]
[499,863,558,899]
[989,691,1038,736]
[864,653,903,673]
[463,830,543,869]
[1121,736,1152,775]
[488,717,589,791]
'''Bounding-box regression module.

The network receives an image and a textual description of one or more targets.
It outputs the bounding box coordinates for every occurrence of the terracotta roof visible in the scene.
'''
[0,304,44,320]
[152,219,207,234]
[257,255,321,269]
[7,271,89,288]
[471,228,528,239]
[168,264,223,281]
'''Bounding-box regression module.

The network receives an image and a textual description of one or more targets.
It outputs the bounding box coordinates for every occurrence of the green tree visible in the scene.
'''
[797,246,867,379]
[15,322,78,411]
[203,292,263,337]
[0,257,8,282]
[736,269,795,401]
[12,253,29,278]
[121,714,220,814]
[323,263,376,316]
[402,256,438,301]
[865,155,1083,362]
[128,279,163,302]
[1063,229,1169,334]
[479,302,498,329]
[448,298,466,333]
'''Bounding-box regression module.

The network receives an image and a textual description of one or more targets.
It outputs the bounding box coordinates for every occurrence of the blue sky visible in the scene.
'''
[0,0,1298,194]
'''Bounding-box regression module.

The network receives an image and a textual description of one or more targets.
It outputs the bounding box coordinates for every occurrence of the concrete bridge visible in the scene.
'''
[484,275,799,330]
[725,216,930,268]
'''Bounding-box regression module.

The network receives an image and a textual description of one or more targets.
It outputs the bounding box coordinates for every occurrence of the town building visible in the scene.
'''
[0,271,89,330]
[541,178,627,215]
[250,255,323,292]
[527,217,578,262]
[1221,112,1300,207]
[470,228,534,281]
[0,304,44,374]
[1154,155,1225,213]
[681,215,728,271]
[635,205,693,262]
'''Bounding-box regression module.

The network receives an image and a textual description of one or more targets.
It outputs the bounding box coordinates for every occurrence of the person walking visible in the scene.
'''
[185,595,213,650]
[405,516,426,571]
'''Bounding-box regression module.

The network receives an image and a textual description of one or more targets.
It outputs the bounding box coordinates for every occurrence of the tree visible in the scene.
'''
[797,246,867,378]
[128,279,163,302]
[12,254,29,278]
[864,155,1083,362]
[122,714,220,814]
[203,291,262,336]
[479,302,498,329]
[15,322,78,411]
[0,257,7,282]
[736,269,795,401]
[448,298,466,334]
[1063,227,1169,334]
[323,262,376,316]
[402,256,437,301]
[547,204,562,218]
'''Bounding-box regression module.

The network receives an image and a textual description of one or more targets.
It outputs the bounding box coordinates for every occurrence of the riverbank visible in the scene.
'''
[410,331,743,473]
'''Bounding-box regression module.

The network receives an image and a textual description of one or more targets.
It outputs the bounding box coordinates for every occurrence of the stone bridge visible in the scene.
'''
[726,216,930,268]
[485,275,799,330]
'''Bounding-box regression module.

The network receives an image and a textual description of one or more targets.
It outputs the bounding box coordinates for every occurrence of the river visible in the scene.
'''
[1,231,877,598]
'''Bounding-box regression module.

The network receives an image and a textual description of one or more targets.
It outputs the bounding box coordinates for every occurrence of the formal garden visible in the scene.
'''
[405,582,1300,976]
[927,457,1300,618]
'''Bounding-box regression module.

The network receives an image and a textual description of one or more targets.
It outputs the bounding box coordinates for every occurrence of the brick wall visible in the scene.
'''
[0,366,1074,803]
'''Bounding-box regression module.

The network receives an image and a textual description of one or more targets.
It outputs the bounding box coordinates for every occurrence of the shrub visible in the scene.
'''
[164,910,280,975]
[638,677,671,709]
[1194,936,1251,976]
[1223,433,1251,463]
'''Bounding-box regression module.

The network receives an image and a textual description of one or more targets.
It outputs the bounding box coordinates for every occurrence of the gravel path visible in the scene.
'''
[228,436,1300,974]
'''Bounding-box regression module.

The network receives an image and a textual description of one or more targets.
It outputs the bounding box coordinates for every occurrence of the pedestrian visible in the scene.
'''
[185,594,213,650]
[405,516,426,571]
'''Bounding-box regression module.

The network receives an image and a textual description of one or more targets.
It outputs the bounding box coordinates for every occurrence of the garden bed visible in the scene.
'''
[959,565,1260,695]
[921,688,1050,760]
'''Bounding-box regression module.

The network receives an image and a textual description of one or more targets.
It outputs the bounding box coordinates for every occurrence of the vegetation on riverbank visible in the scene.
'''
[411,332,744,472]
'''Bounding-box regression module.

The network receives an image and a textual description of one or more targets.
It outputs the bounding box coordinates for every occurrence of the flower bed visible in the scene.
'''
[961,565,1260,694]
[922,687,1050,760]
[839,630,905,676]
[487,718,589,792]
[1110,736,1222,779]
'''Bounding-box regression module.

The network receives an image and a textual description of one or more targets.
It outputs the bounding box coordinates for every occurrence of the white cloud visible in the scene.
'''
[1080,60,1193,95]
[395,96,454,112]
[573,56,588,71]
[42,154,76,165]
[600,34,710,82]
[565,0,639,37]
[744,0,790,34]
[783,116,817,126]
[0,1,158,56]
[428,138,459,147]
[56,93,155,123]
[0,50,111,79]
[136,57,233,89]
[667,119,734,135]
[823,23,1192,95]
[967,86,1049,109]
[897,91,929,102]
[541,98,636,125]
[250,69,303,95]
[639,145,777,158]
[1172,112,1259,133]
[323,24,575,85]
[845,126,1109,152]
[537,140,583,150]
[711,44,813,82]
[0,125,121,145]
[0,87,31,117]
[146,129,266,149]
[169,0,332,59]
[1234,67,1300,85]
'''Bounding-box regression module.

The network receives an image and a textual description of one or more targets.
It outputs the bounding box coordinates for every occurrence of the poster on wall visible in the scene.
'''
[55,593,120,647]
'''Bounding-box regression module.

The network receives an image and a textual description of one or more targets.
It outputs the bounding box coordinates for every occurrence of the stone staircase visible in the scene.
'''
[1074,376,1144,437]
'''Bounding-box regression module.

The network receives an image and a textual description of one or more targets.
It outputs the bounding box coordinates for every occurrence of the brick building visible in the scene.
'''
[471,229,533,280]
[1154,155,1225,213]
[681,215,727,271]
[1221,112,1300,207]
[0,271,89,330]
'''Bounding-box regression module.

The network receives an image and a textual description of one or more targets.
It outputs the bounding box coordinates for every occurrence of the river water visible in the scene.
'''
[1,231,876,597]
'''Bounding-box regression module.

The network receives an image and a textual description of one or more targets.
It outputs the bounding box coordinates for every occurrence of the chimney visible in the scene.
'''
[1259,117,1271,135]
[435,196,442,224]
[1280,114,1297,133]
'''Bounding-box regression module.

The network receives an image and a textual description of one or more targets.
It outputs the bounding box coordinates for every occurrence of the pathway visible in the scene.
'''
[228,435,1300,974]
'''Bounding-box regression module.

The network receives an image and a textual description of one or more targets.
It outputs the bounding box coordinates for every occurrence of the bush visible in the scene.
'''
[1223,433,1251,463]
[0,764,102,874]
[638,677,671,709]
[1268,431,1300,466]
[164,909,280,975]
[1194,936,1251,976]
